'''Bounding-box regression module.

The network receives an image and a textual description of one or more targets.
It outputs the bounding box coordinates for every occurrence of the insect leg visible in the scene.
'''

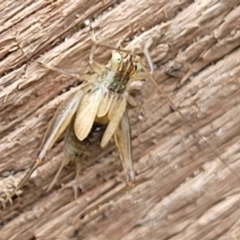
[72,161,82,200]
[127,82,145,107]
[88,46,106,74]
[46,158,67,192]
[114,111,135,185]
[126,71,148,108]
[143,38,154,74]
[2,158,42,206]
[48,118,84,199]
[39,89,85,159]
[127,95,138,107]
[88,30,106,74]
[131,71,148,81]
[38,61,94,82]
[3,90,84,205]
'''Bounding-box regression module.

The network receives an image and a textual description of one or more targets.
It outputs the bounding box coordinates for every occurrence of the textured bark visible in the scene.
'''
[1,0,240,239]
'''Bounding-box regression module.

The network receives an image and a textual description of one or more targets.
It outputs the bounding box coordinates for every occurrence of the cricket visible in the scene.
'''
[1,34,237,208]
[1,35,150,207]
[1,1,240,239]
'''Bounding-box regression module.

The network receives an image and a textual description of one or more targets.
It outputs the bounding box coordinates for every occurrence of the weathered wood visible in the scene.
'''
[1,0,240,239]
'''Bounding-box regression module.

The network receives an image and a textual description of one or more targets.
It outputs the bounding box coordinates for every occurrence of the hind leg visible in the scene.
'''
[60,121,86,199]
[61,160,84,200]
[47,157,70,192]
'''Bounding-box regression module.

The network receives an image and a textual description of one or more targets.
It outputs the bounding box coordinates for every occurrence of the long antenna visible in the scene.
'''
[140,59,240,184]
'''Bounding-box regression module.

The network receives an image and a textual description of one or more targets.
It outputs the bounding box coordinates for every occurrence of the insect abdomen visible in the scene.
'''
[64,119,107,164]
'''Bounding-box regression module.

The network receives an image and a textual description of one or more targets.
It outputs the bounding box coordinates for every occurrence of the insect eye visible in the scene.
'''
[111,52,122,65]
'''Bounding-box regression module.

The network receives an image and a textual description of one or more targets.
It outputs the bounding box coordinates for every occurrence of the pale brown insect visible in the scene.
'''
[1,41,148,206]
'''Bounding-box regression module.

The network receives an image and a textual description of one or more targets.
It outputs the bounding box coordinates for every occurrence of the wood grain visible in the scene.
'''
[1,0,240,239]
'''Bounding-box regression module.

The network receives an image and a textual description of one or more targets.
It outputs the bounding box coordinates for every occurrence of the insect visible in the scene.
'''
[1,40,149,206]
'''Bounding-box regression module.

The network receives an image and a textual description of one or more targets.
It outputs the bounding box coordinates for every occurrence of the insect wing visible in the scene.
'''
[74,86,102,141]
[97,90,113,117]
[101,94,127,148]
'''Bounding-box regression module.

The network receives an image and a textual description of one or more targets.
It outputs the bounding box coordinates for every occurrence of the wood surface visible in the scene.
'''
[1,0,240,239]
